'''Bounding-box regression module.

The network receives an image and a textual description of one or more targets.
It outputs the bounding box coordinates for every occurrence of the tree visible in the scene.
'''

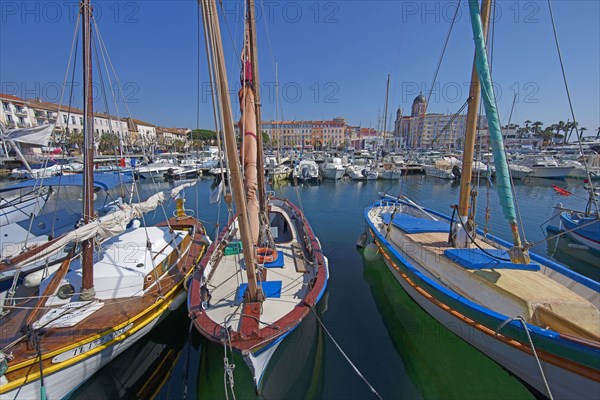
[541,127,554,145]
[532,121,543,137]
[262,131,270,147]
[523,120,532,137]
[189,129,217,147]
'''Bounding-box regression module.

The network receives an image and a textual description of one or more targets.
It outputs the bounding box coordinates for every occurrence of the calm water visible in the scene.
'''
[8,174,594,399]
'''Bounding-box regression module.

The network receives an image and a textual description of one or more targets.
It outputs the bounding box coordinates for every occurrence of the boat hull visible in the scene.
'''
[365,200,600,399]
[560,213,600,253]
[530,166,574,179]
[1,301,173,400]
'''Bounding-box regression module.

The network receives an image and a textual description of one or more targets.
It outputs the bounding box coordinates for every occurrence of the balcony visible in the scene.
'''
[14,108,28,116]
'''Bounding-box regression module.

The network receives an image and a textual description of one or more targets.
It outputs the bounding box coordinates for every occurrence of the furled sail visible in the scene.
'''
[9,192,165,270]
[468,0,516,224]
[240,86,260,244]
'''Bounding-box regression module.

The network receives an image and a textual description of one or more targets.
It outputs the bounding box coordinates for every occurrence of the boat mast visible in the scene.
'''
[247,0,267,215]
[382,74,390,151]
[455,0,491,247]
[467,0,528,262]
[81,0,96,300]
[200,0,262,301]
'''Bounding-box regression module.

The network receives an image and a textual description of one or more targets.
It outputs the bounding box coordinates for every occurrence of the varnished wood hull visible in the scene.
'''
[0,216,206,399]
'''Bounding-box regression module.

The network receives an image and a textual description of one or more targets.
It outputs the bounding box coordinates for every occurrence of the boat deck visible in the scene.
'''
[371,207,600,341]
[205,205,314,331]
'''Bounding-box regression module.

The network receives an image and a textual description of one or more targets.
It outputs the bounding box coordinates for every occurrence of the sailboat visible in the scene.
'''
[0,2,207,398]
[0,124,56,225]
[188,0,329,391]
[363,1,599,398]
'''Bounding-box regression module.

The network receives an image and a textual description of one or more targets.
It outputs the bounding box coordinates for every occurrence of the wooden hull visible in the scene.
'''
[366,199,600,399]
[188,197,329,390]
[0,216,207,399]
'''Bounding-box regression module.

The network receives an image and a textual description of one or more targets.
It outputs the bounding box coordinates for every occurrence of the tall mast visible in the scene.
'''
[247,0,267,215]
[456,0,491,246]
[200,0,262,301]
[382,74,390,150]
[467,0,528,262]
[80,0,95,300]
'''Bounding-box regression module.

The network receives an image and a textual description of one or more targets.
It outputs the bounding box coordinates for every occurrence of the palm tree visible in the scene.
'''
[580,127,588,138]
[532,121,543,137]
[523,120,532,137]
[596,127,600,139]
[566,121,579,142]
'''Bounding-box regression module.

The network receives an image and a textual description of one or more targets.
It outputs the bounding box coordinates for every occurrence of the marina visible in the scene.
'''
[0,0,598,399]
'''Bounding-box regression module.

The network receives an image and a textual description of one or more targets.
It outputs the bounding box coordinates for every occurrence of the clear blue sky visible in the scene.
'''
[1,1,598,137]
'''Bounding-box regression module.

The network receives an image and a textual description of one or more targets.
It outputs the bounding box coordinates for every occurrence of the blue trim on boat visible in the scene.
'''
[365,200,600,353]
[375,197,600,293]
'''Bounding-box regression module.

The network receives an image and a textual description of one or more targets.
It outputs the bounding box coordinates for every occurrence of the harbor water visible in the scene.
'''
[4,174,594,399]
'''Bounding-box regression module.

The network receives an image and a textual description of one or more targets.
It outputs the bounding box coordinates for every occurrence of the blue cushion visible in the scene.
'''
[264,251,285,268]
[382,212,450,234]
[444,248,540,271]
[235,281,282,303]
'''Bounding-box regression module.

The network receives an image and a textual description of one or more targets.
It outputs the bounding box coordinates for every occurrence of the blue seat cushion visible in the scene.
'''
[264,251,285,268]
[444,248,540,271]
[382,212,449,234]
[235,281,282,304]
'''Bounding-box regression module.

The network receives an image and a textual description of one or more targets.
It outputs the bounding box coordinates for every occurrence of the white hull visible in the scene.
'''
[564,230,600,252]
[423,165,455,179]
[378,170,402,180]
[244,341,283,389]
[0,194,47,227]
[530,166,574,179]
[383,257,597,399]
[320,168,345,180]
[2,297,182,400]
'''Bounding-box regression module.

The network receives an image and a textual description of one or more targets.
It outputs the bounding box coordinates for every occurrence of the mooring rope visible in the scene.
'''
[496,316,554,400]
[309,306,383,399]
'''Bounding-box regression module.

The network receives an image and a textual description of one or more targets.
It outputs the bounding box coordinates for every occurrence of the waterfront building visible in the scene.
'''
[260,118,347,149]
[393,94,489,151]
[0,94,36,130]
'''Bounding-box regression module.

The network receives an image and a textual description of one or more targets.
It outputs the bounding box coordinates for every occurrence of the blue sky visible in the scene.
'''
[1,0,598,137]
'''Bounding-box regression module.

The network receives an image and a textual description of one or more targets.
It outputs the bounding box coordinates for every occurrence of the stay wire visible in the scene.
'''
[425,0,462,107]
[546,0,598,215]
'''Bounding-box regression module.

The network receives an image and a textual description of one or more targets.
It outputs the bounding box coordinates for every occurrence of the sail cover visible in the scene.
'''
[240,86,260,244]
[468,0,517,224]
[1,124,54,145]
[10,192,165,269]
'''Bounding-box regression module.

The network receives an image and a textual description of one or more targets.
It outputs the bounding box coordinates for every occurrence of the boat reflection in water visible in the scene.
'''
[546,233,600,282]
[70,307,189,400]
[361,253,535,400]
[197,291,328,399]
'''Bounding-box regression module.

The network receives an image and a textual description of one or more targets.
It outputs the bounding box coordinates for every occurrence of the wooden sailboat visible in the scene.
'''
[188,0,329,391]
[364,1,599,398]
[0,2,207,398]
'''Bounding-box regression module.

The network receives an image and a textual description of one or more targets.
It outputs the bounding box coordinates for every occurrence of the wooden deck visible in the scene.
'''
[378,213,600,341]
[0,216,206,391]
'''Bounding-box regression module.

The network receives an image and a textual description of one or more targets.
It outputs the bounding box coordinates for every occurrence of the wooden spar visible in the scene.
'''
[81,0,95,300]
[201,0,261,301]
[458,0,492,220]
[247,0,267,216]
[382,74,390,148]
